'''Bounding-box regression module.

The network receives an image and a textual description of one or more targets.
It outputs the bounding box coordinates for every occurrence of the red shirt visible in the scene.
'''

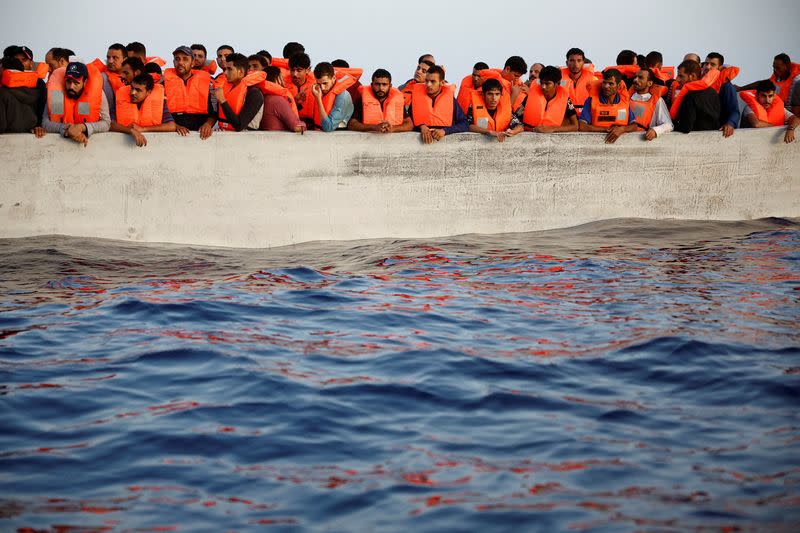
[259,94,304,131]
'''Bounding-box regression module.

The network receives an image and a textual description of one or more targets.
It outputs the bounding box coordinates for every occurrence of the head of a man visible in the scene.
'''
[257,50,272,65]
[676,60,702,88]
[45,47,73,73]
[313,62,336,95]
[683,53,701,64]
[645,51,663,69]
[773,53,791,80]
[283,42,305,60]
[616,49,637,66]
[755,79,778,109]
[126,42,147,61]
[289,52,311,87]
[633,68,655,94]
[538,65,562,99]
[529,62,543,81]
[265,66,284,86]
[216,45,234,70]
[105,43,125,73]
[371,68,392,100]
[172,46,194,78]
[223,53,248,84]
[425,65,445,96]
[1,56,25,78]
[129,73,154,104]
[248,54,268,73]
[331,59,349,69]
[120,57,144,85]
[703,52,724,76]
[414,59,435,83]
[191,44,207,68]
[566,48,585,75]
[481,78,503,111]
[418,53,435,65]
[601,69,622,99]
[471,61,489,88]
[64,62,88,99]
[502,56,527,84]
[15,46,34,70]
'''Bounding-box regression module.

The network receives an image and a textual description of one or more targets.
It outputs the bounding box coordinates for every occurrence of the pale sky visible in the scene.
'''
[3,0,799,85]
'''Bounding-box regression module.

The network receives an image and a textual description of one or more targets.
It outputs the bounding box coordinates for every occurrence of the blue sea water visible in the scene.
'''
[1,218,799,532]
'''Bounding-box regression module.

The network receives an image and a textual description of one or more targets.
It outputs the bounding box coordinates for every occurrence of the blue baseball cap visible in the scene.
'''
[65,62,88,80]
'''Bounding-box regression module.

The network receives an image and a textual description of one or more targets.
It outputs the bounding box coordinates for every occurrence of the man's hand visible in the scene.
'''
[378,121,391,133]
[430,128,445,141]
[310,83,322,99]
[644,128,657,141]
[32,126,46,138]
[199,123,213,140]
[604,125,625,144]
[132,129,147,147]
[721,123,734,138]
[66,123,85,138]
[534,125,555,133]
[176,125,190,137]
[785,127,796,144]
[491,131,509,143]
[420,125,433,144]
[213,87,226,104]
[294,123,306,134]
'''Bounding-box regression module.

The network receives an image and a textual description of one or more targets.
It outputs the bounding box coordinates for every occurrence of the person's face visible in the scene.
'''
[601,77,619,99]
[371,77,391,99]
[120,64,139,84]
[705,56,722,73]
[529,64,542,80]
[248,59,264,73]
[217,48,232,69]
[756,90,776,109]
[471,68,485,88]
[414,62,430,83]
[773,59,789,79]
[540,80,557,99]
[224,64,244,84]
[15,53,33,71]
[107,49,124,72]
[567,54,584,74]
[502,67,522,85]
[130,82,150,104]
[425,72,442,95]
[173,52,193,77]
[64,77,85,99]
[44,52,65,73]
[483,88,502,110]
[316,75,335,95]
[633,70,652,93]
[676,67,689,88]
[290,67,308,86]
[192,49,206,68]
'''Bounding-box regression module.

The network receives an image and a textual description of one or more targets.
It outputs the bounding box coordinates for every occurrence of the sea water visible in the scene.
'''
[1,218,798,532]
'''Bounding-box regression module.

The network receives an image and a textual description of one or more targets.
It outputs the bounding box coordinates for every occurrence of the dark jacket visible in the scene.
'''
[675,87,720,133]
[0,86,39,133]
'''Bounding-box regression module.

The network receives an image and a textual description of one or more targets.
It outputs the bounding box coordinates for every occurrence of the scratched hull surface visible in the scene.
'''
[1,218,799,531]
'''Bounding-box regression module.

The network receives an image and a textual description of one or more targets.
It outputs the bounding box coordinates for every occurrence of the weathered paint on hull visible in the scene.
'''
[1,129,798,248]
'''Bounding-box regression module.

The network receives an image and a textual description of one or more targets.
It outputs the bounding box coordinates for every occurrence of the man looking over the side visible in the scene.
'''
[561,47,595,113]
[456,61,489,113]
[519,65,578,133]
[467,78,523,142]
[703,52,740,138]
[248,54,268,73]
[399,59,435,107]
[628,68,673,141]
[214,53,264,132]
[191,44,217,74]
[163,46,215,139]
[740,80,798,144]
[309,61,354,131]
[670,60,720,133]
[578,68,638,144]
[348,68,413,133]
[738,54,800,109]
[286,52,315,122]
[408,65,469,144]
[111,73,175,147]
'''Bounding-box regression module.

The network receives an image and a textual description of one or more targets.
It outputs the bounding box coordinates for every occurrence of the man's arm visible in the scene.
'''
[219,87,264,131]
[84,92,111,136]
[442,99,469,135]
[719,82,739,137]
[319,91,354,132]
[649,98,674,137]
[675,92,697,133]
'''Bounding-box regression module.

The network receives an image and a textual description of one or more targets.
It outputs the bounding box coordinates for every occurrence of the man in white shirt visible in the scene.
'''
[629,68,673,141]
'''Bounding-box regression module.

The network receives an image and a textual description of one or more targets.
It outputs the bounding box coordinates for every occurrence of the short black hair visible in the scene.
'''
[420,59,435,69]
[639,68,656,83]
[774,53,790,65]
[707,52,724,65]
[131,73,154,91]
[538,65,562,84]
[473,61,489,71]
[265,66,282,83]
[248,54,268,69]
[677,59,702,78]
[122,56,144,72]
[372,68,391,82]
[645,51,663,68]
[616,49,637,66]
[283,42,304,59]
[257,50,272,62]
[2,56,25,70]
[427,65,445,81]
[504,56,527,75]
[217,45,234,54]
[3,45,20,58]
[289,52,311,70]
[143,62,162,76]
[226,53,248,73]
[108,43,126,54]
[482,78,503,93]
[756,79,777,93]
[331,59,349,68]
[48,48,73,62]
[126,42,146,56]
[191,44,207,55]
[418,53,434,63]
[313,61,335,79]
[603,68,623,83]
[566,48,585,61]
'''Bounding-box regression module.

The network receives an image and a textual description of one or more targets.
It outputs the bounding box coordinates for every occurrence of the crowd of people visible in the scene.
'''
[1,41,798,146]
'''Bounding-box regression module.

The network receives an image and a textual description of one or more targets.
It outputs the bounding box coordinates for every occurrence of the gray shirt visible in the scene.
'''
[41,91,111,137]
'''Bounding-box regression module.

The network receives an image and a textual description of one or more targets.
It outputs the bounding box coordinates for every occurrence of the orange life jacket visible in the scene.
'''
[163,68,210,115]
[652,66,675,81]
[46,66,103,124]
[1,69,39,88]
[359,85,404,126]
[588,90,630,127]
[739,90,786,126]
[197,60,217,75]
[769,62,800,100]
[283,71,315,119]
[217,70,266,130]
[522,84,569,127]
[401,80,418,107]
[470,89,512,131]
[256,79,299,117]
[710,66,740,92]
[411,83,455,127]
[474,68,526,111]
[115,83,165,127]
[628,91,661,129]
[270,57,290,79]
[34,62,49,79]
[146,56,166,67]
[456,74,477,113]
[669,69,720,120]
[560,66,595,109]
[603,65,640,80]
[89,58,125,93]
[311,71,357,127]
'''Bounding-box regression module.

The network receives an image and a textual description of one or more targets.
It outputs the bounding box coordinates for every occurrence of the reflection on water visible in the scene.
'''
[1,218,798,532]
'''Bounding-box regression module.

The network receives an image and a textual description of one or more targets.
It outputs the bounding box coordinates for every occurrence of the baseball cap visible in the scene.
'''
[18,46,34,60]
[172,45,193,57]
[65,62,88,80]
